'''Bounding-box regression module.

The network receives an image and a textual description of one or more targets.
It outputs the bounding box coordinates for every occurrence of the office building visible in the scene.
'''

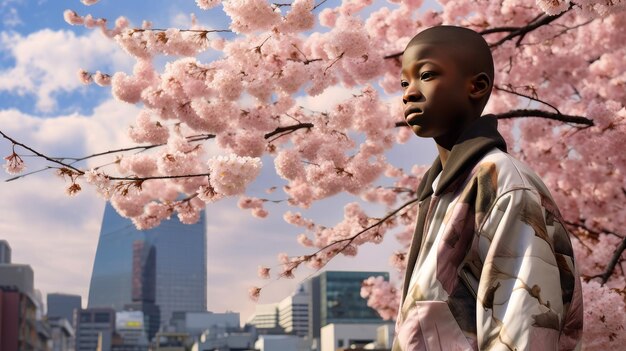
[245,303,285,334]
[47,293,82,326]
[114,310,149,350]
[278,284,309,337]
[170,311,239,339]
[75,307,116,351]
[0,241,50,351]
[0,286,40,351]
[306,271,390,341]
[88,202,207,328]
[47,317,74,351]
[255,334,310,351]
[0,240,11,263]
[320,323,393,351]
[0,263,34,295]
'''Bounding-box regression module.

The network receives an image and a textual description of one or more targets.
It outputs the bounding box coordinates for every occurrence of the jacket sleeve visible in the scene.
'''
[475,188,576,350]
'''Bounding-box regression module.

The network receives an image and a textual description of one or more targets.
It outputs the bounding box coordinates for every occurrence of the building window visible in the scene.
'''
[338,339,344,348]
[80,313,91,323]
[94,312,110,323]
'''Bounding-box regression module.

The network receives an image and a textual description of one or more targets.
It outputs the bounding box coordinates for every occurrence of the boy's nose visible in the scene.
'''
[402,83,423,104]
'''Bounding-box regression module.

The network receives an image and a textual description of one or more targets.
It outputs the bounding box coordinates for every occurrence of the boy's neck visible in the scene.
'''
[434,113,482,169]
[436,143,451,169]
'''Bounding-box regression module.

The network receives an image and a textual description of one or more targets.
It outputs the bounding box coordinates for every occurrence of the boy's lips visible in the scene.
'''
[404,107,424,125]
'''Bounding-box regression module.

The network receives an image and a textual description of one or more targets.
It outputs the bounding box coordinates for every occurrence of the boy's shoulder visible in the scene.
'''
[470,146,565,222]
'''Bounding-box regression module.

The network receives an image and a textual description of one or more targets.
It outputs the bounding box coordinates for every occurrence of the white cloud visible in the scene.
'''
[295,85,362,112]
[2,7,21,27]
[0,28,134,112]
[0,98,139,306]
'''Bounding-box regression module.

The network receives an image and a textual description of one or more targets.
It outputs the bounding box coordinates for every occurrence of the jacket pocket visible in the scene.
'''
[396,301,475,351]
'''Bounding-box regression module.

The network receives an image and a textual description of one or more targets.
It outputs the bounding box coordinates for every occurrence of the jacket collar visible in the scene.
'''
[416,114,508,201]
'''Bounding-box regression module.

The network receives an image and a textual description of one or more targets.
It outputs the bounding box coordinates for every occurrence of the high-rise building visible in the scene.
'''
[47,293,82,326]
[0,240,11,263]
[75,308,116,351]
[278,284,309,337]
[0,263,34,295]
[88,202,207,328]
[306,271,390,342]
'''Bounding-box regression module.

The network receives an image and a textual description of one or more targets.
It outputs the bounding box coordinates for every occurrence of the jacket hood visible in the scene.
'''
[416,113,508,201]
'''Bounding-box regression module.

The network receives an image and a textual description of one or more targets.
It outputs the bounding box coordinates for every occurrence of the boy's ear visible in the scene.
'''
[468,72,491,100]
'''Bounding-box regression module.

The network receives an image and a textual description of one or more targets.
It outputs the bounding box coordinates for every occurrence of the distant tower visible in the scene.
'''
[88,202,207,328]
[0,240,11,263]
[47,293,82,326]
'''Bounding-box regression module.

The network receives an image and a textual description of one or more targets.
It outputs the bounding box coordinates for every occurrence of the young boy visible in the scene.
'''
[393,25,584,351]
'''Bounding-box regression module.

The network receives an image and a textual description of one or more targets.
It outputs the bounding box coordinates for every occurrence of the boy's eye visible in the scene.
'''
[420,71,435,80]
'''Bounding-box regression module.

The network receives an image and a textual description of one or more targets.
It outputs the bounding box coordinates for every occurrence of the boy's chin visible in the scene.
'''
[410,126,432,138]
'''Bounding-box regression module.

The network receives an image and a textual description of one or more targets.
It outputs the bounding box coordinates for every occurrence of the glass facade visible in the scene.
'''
[320,271,389,325]
[307,271,390,340]
[88,202,207,327]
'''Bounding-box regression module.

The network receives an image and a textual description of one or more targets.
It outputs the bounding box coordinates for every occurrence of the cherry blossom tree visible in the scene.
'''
[2,0,626,347]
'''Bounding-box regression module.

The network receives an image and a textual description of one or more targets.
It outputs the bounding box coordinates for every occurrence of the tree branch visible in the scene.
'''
[492,109,594,126]
[108,173,210,181]
[564,219,626,284]
[589,236,626,285]
[298,197,418,262]
[384,6,573,59]
[0,130,83,174]
[394,109,594,128]
[494,85,561,115]
[264,122,314,139]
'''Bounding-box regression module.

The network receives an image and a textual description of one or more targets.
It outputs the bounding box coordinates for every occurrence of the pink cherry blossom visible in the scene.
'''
[257,266,271,279]
[196,0,221,10]
[3,152,26,175]
[207,154,261,196]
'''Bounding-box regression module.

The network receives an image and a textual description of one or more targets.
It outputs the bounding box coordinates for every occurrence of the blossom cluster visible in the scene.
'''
[2,1,622,348]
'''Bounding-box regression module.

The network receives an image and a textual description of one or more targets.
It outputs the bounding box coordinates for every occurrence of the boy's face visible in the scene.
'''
[401,43,473,140]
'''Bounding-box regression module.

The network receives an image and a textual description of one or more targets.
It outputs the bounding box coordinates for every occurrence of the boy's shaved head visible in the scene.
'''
[406,25,494,87]
[400,25,496,145]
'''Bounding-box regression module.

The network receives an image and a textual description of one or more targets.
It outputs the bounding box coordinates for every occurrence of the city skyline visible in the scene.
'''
[0,0,438,324]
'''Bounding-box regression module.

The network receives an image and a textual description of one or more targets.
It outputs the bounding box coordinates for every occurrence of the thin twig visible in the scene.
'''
[589,237,626,285]
[494,85,561,115]
[303,197,419,258]
[0,130,83,174]
[109,173,210,181]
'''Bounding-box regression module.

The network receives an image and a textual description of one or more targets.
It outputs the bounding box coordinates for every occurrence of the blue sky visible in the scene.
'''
[0,0,441,322]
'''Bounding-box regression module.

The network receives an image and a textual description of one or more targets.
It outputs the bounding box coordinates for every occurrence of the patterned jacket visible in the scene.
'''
[392,114,584,351]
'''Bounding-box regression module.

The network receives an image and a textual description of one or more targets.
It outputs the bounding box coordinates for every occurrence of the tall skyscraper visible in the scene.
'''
[88,202,207,328]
